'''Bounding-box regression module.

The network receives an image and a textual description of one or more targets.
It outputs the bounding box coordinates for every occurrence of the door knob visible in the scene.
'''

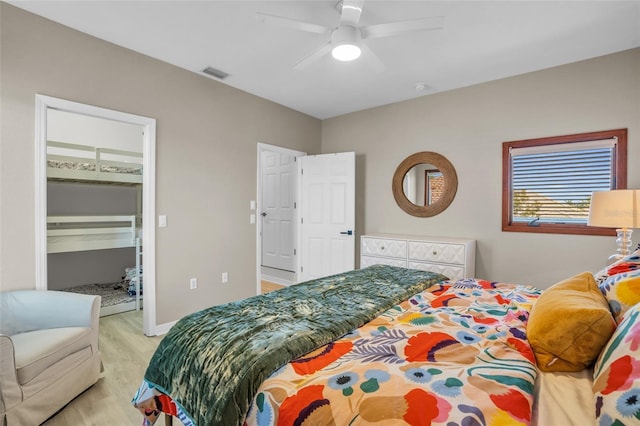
[340,230,353,235]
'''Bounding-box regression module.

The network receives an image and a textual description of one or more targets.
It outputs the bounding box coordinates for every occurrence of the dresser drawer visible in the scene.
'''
[408,261,464,281]
[361,255,407,269]
[408,241,466,265]
[361,237,407,259]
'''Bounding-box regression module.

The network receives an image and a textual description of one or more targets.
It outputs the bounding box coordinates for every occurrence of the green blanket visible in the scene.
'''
[144,265,447,425]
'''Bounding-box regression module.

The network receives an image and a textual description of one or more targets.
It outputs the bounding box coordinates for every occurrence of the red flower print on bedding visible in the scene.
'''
[477,280,498,289]
[507,337,536,364]
[404,332,459,362]
[404,388,452,425]
[278,385,331,426]
[154,393,178,417]
[490,389,531,422]
[431,294,459,308]
[494,294,510,305]
[594,355,640,395]
[358,388,452,425]
[426,283,450,296]
[291,341,353,375]
[608,260,640,276]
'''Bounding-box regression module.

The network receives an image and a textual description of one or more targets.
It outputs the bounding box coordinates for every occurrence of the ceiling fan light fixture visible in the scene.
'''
[332,43,361,61]
[331,25,362,62]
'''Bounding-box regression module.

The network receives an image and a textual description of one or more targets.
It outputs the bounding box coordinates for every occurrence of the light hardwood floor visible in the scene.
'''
[43,310,169,426]
[260,280,285,293]
[43,283,284,425]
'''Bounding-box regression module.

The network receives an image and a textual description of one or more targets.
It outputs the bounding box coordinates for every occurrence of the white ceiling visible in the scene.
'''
[10,1,640,119]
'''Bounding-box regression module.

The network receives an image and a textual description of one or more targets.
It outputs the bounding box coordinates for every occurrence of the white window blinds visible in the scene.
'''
[509,138,617,224]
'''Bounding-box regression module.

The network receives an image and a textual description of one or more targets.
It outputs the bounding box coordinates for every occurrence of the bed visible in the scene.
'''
[133,250,640,426]
[47,140,142,184]
[48,215,143,315]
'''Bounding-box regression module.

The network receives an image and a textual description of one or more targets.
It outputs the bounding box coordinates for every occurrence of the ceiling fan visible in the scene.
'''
[256,0,445,71]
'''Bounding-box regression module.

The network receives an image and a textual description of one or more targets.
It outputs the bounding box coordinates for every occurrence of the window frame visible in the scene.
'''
[502,129,627,236]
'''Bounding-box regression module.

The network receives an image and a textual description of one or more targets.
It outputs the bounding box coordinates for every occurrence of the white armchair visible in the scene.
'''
[0,290,102,425]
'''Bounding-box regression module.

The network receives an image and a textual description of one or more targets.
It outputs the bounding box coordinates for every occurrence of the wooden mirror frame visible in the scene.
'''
[392,151,458,217]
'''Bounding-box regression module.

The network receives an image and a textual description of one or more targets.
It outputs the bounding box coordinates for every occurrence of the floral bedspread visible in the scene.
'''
[244,278,541,426]
[133,265,447,425]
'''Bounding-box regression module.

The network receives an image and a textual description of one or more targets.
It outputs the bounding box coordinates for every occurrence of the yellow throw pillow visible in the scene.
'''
[527,271,617,372]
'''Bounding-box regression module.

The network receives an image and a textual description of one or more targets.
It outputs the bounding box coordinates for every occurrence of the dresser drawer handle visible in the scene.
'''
[380,246,385,250]
[432,250,438,256]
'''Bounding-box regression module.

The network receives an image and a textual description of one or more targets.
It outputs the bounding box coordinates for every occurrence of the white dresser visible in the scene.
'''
[360,234,476,281]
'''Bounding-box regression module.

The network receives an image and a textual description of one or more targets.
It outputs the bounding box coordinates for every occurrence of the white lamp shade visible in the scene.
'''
[588,189,640,228]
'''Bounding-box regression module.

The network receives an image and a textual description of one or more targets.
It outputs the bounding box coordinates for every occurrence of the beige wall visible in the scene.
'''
[0,4,321,323]
[2,3,639,328]
[322,48,640,289]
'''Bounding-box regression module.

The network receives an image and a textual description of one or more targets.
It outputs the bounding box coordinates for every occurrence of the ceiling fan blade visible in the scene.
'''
[293,42,333,70]
[360,43,385,73]
[363,16,445,39]
[255,12,331,35]
[339,0,364,26]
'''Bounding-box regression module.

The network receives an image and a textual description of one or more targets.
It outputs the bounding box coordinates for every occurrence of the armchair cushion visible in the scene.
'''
[12,327,93,385]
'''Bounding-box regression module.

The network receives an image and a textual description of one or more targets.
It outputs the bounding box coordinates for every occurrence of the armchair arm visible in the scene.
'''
[0,334,22,414]
[0,291,101,335]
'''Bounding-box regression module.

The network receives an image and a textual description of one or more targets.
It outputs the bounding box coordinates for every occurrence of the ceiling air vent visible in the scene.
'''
[202,66,230,80]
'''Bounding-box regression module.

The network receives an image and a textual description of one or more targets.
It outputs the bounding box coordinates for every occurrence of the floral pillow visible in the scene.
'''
[593,303,640,424]
[594,249,640,285]
[592,249,640,323]
[600,268,640,324]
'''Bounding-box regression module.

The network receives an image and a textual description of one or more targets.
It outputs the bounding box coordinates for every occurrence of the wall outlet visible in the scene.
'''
[189,277,197,290]
[221,272,228,283]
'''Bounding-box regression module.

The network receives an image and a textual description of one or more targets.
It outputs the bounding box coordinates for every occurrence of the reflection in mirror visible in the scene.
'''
[392,152,458,217]
[402,163,444,206]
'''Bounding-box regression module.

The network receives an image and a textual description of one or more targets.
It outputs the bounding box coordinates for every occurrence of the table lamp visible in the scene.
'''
[588,189,640,264]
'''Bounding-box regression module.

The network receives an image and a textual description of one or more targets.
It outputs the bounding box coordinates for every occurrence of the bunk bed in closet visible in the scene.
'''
[47,140,143,316]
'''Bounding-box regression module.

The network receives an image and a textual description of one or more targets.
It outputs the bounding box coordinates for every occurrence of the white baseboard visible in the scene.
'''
[100,301,137,317]
[151,320,177,336]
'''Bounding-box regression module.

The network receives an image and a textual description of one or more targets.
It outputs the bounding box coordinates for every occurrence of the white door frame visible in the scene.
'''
[256,143,305,293]
[35,95,158,336]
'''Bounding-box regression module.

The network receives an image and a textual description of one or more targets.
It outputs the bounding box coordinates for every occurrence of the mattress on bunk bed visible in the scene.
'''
[60,282,135,308]
[59,265,143,313]
[48,159,142,175]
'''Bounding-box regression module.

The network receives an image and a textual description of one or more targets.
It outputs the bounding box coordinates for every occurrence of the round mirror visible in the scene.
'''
[392,152,458,217]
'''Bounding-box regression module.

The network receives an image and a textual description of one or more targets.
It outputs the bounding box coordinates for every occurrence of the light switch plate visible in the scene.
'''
[250,200,256,210]
[159,215,167,228]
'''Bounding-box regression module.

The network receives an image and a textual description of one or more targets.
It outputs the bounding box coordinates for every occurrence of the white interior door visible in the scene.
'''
[299,152,355,281]
[261,149,296,272]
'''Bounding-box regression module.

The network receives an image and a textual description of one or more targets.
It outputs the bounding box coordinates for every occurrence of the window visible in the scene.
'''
[502,129,627,235]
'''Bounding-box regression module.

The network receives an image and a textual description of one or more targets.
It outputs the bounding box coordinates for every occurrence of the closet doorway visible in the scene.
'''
[35,95,158,336]
[257,144,305,288]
